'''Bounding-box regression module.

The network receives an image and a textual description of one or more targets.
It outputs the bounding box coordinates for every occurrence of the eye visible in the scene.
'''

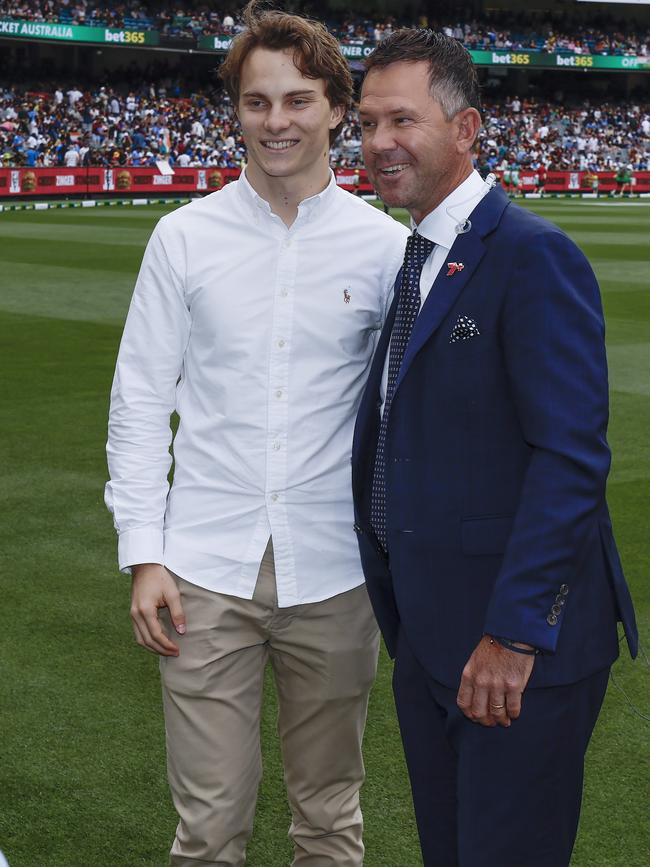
[360,120,376,130]
[291,98,308,107]
[246,99,265,109]
[395,117,411,126]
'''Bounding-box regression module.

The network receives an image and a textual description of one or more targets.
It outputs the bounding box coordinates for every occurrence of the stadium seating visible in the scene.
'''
[1,82,648,173]
[1,1,648,55]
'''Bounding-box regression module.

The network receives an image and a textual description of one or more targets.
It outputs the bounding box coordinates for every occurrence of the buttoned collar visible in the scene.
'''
[414,170,488,251]
[237,167,338,224]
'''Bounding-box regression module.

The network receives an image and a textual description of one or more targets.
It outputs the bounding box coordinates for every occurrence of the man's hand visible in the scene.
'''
[456,635,536,728]
[130,564,186,656]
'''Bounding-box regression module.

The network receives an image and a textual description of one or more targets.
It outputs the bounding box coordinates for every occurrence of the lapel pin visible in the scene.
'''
[446,262,465,277]
[343,288,351,304]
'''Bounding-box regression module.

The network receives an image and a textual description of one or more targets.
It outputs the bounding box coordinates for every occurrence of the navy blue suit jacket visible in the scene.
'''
[352,186,638,690]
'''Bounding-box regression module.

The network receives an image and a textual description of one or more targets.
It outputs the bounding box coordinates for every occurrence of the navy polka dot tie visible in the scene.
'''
[370,231,435,551]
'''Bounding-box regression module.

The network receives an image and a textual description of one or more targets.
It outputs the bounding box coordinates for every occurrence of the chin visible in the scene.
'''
[377,187,407,208]
[263,163,299,178]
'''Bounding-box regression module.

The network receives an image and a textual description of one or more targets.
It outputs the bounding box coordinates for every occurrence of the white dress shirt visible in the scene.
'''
[380,170,491,406]
[105,170,409,605]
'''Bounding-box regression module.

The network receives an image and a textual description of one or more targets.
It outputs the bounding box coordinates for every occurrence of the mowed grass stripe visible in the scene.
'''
[0,209,180,228]
[570,241,649,262]
[524,212,640,224]
[601,319,650,346]
[1,262,137,325]
[590,260,650,290]
[556,231,650,249]
[607,343,650,397]
[0,221,155,246]
[603,291,650,324]
[1,236,146,274]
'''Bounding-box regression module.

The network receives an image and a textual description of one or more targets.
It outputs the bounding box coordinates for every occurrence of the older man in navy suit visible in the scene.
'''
[353,29,638,867]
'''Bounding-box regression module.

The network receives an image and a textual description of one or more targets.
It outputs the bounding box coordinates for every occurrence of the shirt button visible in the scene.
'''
[280,288,289,297]
[275,389,283,399]
[284,239,292,248]
[272,441,281,451]
[278,339,286,348]
[270,493,279,502]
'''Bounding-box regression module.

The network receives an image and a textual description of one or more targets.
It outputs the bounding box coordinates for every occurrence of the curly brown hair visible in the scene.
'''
[219,1,353,144]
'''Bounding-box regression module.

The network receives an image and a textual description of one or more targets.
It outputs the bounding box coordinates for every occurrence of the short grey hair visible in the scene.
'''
[365,28,481,122]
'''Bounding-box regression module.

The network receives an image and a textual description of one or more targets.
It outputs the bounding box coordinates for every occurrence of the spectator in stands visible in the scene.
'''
[67,86,83,106]
[63,143,81,166]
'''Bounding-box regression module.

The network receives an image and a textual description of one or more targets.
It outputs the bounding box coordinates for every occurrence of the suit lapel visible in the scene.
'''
[394,185,509,394]
[395,232,486,392]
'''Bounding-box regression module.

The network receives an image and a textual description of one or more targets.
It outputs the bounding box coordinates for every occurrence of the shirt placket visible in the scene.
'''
[266,225,300,605]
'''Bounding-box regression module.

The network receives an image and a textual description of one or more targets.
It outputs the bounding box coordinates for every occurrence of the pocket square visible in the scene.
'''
[449,315,480,343]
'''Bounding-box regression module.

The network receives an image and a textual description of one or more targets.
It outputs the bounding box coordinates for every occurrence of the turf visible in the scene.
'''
[0,198,648,867]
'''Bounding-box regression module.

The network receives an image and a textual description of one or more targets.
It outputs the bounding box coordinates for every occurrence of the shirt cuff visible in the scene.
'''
[117,526,165,574]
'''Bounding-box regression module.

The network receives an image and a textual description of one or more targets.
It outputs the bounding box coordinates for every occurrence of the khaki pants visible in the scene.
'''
[160,540,380,867]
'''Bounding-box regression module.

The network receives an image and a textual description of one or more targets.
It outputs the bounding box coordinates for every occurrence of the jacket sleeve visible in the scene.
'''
[104,220,191,572]
[483,228,611,652]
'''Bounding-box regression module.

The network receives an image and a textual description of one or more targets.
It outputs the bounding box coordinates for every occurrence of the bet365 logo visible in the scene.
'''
[104,29,146,44]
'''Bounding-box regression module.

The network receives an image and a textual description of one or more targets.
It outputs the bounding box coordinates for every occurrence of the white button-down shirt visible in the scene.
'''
[380,170,490,406]
[105,171,408,605]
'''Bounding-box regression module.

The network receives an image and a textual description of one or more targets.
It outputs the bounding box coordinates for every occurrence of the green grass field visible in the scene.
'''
[1,197,648,867]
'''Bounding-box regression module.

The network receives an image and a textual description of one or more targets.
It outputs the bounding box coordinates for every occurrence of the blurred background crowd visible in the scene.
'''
[2,81,648,174]
[1,0,649,53]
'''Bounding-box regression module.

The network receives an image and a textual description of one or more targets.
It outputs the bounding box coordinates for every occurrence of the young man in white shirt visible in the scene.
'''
[105,4,408,866]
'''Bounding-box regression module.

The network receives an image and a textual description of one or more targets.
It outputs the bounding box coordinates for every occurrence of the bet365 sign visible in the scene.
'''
[0,18,159,46]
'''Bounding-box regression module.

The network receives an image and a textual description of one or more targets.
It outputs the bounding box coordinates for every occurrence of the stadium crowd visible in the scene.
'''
[1,0,649,54]
[1,81,649,175]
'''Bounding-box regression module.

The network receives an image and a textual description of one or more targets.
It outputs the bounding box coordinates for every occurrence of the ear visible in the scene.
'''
[329,102,346,130]
[455,108,481,154]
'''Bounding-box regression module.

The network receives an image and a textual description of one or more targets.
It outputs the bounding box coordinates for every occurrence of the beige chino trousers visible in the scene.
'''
[159,540,380,867]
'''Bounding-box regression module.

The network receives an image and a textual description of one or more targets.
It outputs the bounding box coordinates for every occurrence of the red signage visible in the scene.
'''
[1,167,648,198]
[499,170,650,193]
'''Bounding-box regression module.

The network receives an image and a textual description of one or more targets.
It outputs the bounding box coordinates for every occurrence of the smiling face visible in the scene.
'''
[360,60,479,223]
[237,47,344,189]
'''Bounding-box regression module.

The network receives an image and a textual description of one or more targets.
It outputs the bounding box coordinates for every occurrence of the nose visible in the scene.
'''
[364,122,398,156]
[264,103,291,135]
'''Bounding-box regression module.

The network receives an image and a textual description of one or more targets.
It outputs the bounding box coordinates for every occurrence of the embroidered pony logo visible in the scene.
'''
[343,289,351,304]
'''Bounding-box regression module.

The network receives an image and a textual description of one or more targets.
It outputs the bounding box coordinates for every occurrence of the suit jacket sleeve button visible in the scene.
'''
[551,603,563,616]
[547,613,559,626]
[560,584,569,595]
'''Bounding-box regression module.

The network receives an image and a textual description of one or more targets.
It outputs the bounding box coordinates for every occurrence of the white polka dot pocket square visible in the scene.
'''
[449,315,481,344]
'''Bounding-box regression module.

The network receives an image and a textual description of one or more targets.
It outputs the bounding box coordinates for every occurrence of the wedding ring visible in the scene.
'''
[490,703,506,709]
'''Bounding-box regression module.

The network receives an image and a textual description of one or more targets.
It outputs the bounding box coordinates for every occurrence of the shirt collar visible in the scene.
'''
[238,168,338,223]
[414,169,488,250]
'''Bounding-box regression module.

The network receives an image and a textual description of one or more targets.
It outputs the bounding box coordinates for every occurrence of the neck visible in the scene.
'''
[411,159,474,226]
[245,159,332,228]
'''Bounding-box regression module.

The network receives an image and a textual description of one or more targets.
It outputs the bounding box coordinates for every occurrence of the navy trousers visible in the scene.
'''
[393,631,610,867]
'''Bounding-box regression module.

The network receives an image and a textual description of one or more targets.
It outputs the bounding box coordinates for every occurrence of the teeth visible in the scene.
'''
[381,164,409,175]
[263,140,298,150]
